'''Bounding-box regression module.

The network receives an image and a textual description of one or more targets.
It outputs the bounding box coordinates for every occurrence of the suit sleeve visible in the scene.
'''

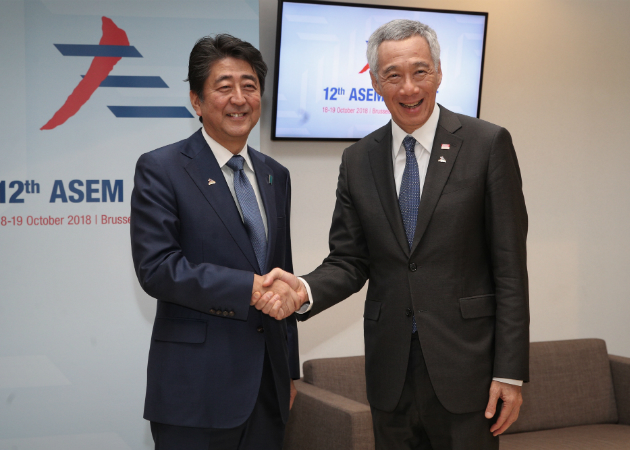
[281,173,300,379]
[130,151,253,320]
[485,128,530,381]
[300,149,370,320]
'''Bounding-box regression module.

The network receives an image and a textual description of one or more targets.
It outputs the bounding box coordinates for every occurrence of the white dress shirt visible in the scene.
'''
[295,109,521,386]
[201,128,267,237]
[391,104,440,197]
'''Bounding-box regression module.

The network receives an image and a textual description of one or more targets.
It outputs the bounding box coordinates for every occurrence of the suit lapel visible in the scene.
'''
[181,131,260,273]
[249,147,277,275]
[410,107,463,254]
[368,122,410,256]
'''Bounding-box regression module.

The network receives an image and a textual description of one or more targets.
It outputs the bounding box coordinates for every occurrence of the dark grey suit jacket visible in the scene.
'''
[300,106,529,414]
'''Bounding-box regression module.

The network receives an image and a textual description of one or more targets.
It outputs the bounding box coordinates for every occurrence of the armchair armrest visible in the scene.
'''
[610,354,630,425]
[283,380,374,450]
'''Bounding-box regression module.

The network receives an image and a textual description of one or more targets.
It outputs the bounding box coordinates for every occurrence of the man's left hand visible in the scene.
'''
[485,380,523,436]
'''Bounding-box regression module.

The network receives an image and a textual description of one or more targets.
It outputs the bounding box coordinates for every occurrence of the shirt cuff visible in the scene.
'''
[296,277,313,313]
[493,377,523,386]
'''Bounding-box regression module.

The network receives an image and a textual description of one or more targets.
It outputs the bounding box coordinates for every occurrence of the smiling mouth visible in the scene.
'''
[227,113,246,118]
[400,99,423,109]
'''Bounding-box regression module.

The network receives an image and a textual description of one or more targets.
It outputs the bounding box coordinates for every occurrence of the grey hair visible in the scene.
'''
[367,19,440,77]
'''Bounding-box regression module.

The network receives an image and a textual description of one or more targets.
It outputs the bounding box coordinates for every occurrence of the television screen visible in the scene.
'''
[271,0,488,140]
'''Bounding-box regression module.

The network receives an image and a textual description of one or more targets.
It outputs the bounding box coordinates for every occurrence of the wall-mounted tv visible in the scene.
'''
[271,0,488,141]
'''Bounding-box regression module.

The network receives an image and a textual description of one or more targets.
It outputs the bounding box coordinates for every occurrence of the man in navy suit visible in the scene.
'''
[130,34,300,450]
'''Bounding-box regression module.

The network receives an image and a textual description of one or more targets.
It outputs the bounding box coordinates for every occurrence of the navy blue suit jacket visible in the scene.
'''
[130,129,299,429]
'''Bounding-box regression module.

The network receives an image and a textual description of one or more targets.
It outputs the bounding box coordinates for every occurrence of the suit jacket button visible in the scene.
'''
[209,309,215,314]
[405,308,413,317]
[409,263,417,272]
[222,311,229,316]
[216,310,222,315]
[228,311,235,317]
[257,326,264,333]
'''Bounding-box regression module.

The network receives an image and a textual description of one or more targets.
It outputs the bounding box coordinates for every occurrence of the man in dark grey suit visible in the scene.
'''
[255,19,529,450]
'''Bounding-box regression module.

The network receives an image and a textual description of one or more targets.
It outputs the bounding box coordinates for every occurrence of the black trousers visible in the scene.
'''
[150,349,285,450]
[370,334,499,450]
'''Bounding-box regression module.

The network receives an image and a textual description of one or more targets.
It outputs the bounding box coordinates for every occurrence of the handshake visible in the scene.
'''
[251,268,310,320]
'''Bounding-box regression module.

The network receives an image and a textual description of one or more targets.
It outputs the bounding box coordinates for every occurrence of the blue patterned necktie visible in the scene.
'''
[399,135,420,333]
[226,155,267,273]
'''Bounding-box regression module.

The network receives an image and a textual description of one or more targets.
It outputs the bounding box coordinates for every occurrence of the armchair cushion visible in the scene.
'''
[505,339,617,434]
[303,355,369,406]
[501,424,630,449]
[283,380,374,450]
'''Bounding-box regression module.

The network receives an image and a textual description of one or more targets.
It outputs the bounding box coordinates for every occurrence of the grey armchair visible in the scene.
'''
[283,339,630,450]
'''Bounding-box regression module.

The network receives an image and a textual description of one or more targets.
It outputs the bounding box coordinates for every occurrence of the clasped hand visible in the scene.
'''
[251,269,308,320]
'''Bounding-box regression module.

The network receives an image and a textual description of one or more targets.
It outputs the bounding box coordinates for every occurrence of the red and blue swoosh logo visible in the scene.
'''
[359,41,370,74]
[41,16,192,130]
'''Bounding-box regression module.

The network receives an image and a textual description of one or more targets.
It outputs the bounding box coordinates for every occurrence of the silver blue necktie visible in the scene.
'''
[399,135,420,333]
[226,155,267,273]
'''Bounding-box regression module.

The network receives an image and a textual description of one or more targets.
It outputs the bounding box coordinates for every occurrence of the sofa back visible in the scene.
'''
[302,339,619,434]
[505,338,618,434]
[303,355,369,406]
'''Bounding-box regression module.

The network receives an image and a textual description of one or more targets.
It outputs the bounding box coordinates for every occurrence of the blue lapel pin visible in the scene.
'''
[268,174,273,185]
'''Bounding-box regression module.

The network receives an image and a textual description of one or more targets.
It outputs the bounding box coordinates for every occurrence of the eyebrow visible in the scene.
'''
[241,74,258,84]
[382,61,431,75]
[214,74,258,84]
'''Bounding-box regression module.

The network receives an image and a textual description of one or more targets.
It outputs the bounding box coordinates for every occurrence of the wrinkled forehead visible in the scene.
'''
[377,35,433,67]
[207,56,259,83]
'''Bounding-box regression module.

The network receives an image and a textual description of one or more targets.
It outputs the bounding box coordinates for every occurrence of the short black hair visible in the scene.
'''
[187,34,267,101]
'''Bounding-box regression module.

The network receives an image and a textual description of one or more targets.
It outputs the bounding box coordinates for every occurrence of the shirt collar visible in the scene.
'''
[391,103,441,156]
[201,127,253,172]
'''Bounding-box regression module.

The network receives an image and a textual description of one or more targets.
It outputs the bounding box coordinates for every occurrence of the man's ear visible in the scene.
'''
[190,91,202,118]
[370,72,382,96]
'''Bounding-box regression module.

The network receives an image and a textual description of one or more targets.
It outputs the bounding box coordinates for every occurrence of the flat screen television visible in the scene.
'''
[271,0,488,141]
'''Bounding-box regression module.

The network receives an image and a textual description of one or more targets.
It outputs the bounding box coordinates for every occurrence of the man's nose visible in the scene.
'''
[231,87,246,105]
[400,75,419,96]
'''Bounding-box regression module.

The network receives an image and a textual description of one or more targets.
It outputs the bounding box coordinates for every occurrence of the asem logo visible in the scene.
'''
[359,41,370,74]
[41,16,192,130]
